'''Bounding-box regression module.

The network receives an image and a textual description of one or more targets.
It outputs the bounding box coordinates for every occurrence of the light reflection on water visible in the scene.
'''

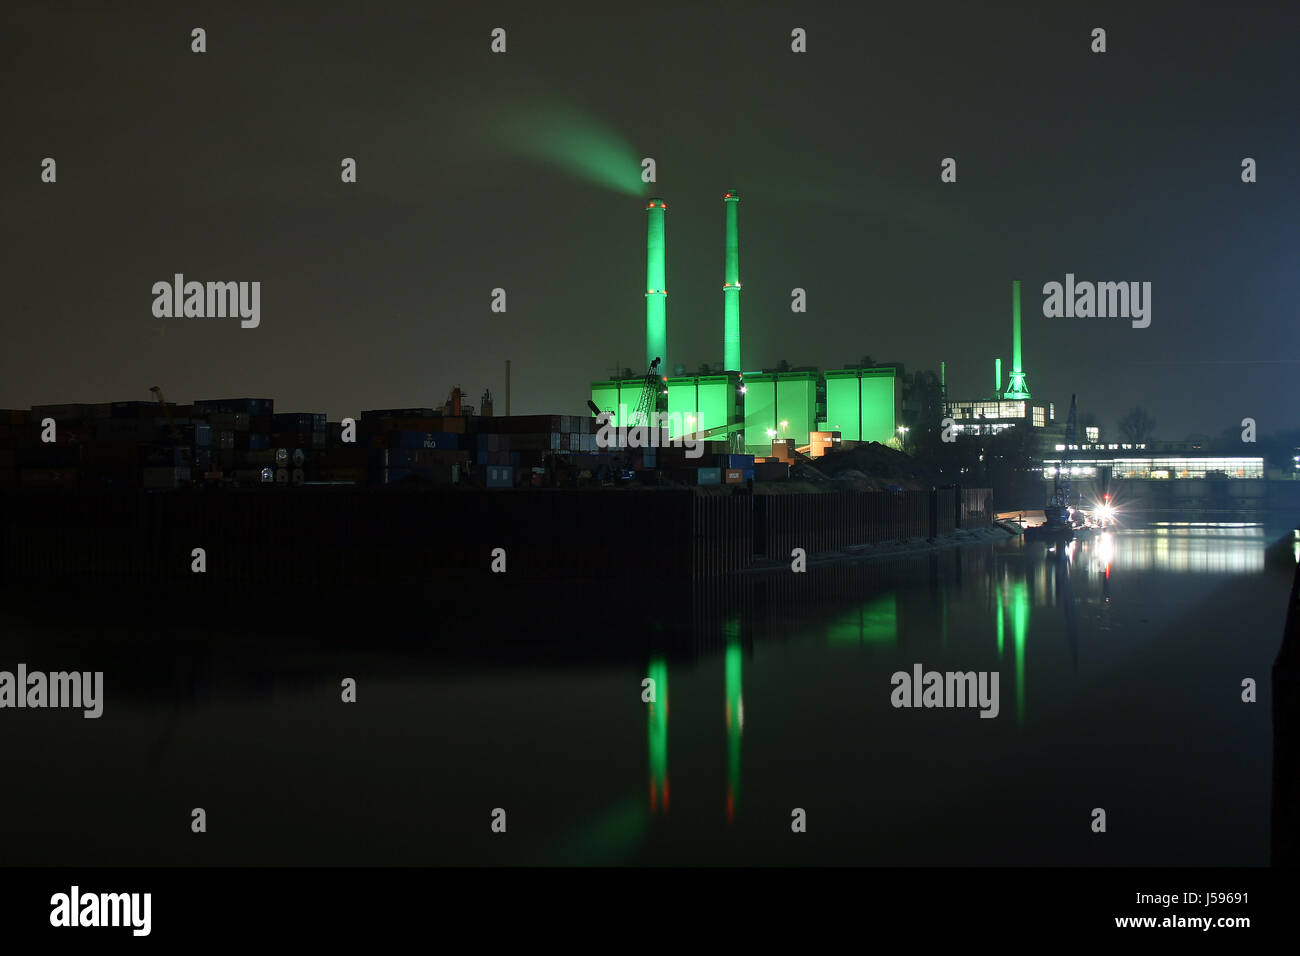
[0,519,1292,866]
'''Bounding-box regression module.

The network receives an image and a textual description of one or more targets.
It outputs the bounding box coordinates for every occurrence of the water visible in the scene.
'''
[1,519,1293,865]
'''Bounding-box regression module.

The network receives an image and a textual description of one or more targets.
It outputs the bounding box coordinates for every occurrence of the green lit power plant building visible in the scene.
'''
[590,195,1057,457]
[946,280,1056,439]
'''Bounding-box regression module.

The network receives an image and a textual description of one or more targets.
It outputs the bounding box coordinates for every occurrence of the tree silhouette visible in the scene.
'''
[1118,406,1157,443]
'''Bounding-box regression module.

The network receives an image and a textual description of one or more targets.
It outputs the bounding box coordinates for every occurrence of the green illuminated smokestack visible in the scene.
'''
[995,358,1001,394]
[645,198,667,374]
[723,190,741,372]
[1003,280,1030,399]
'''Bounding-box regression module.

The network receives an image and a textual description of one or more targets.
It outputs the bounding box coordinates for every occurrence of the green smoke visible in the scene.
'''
[491,99,645,197]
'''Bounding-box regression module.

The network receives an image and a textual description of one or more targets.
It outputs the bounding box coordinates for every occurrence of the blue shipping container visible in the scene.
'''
[248,433,270,450]
[386,430,460,450]
[698,467,721,486]
[727,454,755,468]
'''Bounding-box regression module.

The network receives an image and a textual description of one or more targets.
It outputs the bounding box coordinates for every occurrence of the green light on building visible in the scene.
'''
[666,372,740,439]
[742,373,777,453]
[1004,280,1031,399]
[823,367,898,443]
[722,190,741,372]
[775,372,817,447]
[646,198,667,375]
[589,377,651,428]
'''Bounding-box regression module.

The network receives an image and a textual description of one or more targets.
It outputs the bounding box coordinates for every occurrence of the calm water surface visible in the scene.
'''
[1,519,1293,865]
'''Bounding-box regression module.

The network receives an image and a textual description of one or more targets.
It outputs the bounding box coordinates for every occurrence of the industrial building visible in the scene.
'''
[1042,443,1266,481]
[589,190,905,457]
[944,280,1058,442]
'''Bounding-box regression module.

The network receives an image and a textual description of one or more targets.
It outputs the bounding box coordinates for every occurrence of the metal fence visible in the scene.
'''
[0,485,988,585]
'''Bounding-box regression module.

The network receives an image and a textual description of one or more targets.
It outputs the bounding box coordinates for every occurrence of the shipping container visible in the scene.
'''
[208,412,250,431]
[196,398,274,416]
[139,445,192,467]
[248,434,270,450]
[698,467,722,486]
[485,465,514,488]
[384,430,461,450]
[93,419,161,443]
[272,412,327,431]
[724,468,745,484]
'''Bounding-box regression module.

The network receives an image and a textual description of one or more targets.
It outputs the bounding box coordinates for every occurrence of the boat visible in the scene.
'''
[1026,394,1081,543]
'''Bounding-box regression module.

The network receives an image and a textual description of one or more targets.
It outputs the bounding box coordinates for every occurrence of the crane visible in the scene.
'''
[149,385,182,443]
[627,357,662,430]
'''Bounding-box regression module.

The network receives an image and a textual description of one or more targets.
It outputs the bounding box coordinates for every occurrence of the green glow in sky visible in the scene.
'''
[491,102,645,197]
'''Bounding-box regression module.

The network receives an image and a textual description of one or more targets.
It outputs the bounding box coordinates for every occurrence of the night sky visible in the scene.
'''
[2,1,1297,439]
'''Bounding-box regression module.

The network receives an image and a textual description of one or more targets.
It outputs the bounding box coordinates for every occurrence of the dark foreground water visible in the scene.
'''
[1,519,1294,866]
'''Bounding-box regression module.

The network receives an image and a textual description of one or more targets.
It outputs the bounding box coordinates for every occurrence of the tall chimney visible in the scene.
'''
[645,199,667,374]
[722,189,741,372]
[1003,280,1031,399]
[994,358,1001,395]
[505,359,511,416]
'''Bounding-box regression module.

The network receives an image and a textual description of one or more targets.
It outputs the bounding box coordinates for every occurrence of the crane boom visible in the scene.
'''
[628,357,661,430]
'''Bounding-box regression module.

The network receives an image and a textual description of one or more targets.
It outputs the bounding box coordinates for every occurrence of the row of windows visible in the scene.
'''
[1041,457,1264,479]
[1055,443,1147,452]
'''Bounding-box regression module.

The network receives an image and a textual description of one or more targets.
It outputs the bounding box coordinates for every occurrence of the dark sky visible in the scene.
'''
[2,1,1297,439]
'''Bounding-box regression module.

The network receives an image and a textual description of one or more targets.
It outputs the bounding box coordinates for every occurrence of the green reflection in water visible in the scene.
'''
[826,593,898,645]
[725,617,742,823]
[996,585,1004,656]
[648,656,668,815]
[1010,579,1029,724]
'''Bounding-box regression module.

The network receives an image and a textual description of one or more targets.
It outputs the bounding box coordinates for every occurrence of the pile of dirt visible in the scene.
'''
[810,441,937,490]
